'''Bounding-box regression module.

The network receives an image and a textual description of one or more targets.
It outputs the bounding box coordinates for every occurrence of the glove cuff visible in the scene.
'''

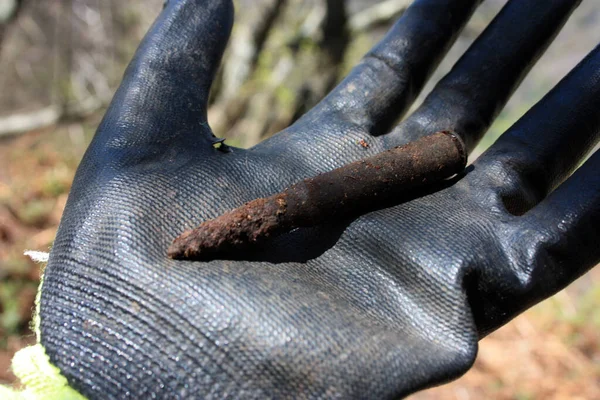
[0,254,85,400]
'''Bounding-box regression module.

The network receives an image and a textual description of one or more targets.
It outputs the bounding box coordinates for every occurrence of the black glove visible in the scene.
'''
[39,0,600,398]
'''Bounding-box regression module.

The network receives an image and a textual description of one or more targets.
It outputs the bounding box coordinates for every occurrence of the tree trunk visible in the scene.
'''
[209,0,408,147]
[0,0,408,139]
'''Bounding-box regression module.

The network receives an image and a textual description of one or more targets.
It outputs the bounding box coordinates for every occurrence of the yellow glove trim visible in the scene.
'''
[0,344,86,400]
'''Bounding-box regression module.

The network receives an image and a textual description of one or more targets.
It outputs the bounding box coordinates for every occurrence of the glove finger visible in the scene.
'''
[472,43,600,215]
[294,0,481,135]
[95,0,233,157]
[383,0,581,152]
[511,149,600,309]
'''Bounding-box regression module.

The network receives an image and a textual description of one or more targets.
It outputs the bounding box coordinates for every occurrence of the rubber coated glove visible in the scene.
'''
[37,0,600,398]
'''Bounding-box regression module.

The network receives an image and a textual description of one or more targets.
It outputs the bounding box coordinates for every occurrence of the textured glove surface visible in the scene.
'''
[40,0,600,398]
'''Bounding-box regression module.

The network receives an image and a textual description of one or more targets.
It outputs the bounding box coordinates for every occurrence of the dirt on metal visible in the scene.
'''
[168,131,467,260]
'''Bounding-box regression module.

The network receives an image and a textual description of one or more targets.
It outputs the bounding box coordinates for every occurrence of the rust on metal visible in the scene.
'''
[168,131,467,260]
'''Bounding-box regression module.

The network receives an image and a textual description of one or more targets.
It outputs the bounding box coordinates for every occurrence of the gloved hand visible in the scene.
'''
[37,0,600,398]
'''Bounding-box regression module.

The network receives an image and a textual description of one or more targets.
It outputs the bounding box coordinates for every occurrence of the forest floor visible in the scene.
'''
[0,118,598,398]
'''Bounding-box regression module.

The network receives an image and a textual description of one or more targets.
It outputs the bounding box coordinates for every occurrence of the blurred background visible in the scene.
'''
[0,0,598,397]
